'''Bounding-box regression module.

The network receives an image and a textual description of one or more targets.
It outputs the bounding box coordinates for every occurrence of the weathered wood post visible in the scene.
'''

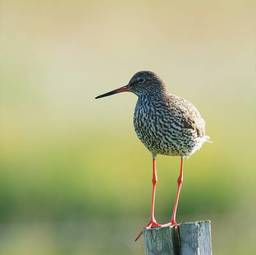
[143,220,212,255]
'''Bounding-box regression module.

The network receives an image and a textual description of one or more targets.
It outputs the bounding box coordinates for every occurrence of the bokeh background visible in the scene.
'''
[1,0,256,254]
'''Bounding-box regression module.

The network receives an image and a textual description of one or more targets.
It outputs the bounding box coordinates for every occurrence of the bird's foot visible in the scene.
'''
[134,220,161,242]
[161,220,180,229]
[145,219,162,229]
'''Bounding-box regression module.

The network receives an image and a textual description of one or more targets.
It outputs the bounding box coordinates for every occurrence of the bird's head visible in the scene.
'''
[95,71,167,99]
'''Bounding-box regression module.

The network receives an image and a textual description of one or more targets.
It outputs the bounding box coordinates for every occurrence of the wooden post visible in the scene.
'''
[143,220,212,255]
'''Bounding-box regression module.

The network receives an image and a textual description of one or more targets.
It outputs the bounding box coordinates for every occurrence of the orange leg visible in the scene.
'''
[170,157,184,225]
[135,156,161,241]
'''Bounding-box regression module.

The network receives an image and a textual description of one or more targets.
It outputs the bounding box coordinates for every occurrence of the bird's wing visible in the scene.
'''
[167,94,206,137]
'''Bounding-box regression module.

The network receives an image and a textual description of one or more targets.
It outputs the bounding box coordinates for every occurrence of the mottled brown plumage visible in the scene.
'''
[130,71,208,157]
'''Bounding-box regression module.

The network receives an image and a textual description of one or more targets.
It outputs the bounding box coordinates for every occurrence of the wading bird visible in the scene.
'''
[95,71,209,241]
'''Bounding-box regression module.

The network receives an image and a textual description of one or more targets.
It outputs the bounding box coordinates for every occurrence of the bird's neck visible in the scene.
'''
[138,90,168,101]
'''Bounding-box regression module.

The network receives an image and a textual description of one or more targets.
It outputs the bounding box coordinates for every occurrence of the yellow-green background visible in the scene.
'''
[1,1,255,254]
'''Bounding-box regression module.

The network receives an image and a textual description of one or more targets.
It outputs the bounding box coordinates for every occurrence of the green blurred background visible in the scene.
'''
[1,0,256,254]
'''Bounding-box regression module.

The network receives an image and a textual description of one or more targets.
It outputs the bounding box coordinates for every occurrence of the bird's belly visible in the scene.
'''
[134,113,197,157]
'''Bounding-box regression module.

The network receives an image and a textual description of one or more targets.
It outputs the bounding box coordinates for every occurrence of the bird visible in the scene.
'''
[95,71,209,241]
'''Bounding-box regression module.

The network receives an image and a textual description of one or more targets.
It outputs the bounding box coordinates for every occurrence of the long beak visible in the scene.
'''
[95,85,130,99]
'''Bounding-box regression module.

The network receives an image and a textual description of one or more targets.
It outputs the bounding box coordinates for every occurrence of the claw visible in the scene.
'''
[134,230,143,242]
[134,220,161,241]
[161,221,180,228]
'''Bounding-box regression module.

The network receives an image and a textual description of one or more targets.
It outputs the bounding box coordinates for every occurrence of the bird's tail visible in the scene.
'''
[189,135,211,157]
[203,135,212,143]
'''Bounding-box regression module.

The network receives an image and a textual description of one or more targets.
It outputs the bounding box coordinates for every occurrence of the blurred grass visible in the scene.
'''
[1,0,256,254]
[0,129,242,221]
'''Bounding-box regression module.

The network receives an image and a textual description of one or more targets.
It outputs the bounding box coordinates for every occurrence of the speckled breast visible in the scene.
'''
[133,96,199,157]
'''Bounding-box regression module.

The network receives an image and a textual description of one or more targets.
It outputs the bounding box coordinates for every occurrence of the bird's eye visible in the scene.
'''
[137,78,145,83]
